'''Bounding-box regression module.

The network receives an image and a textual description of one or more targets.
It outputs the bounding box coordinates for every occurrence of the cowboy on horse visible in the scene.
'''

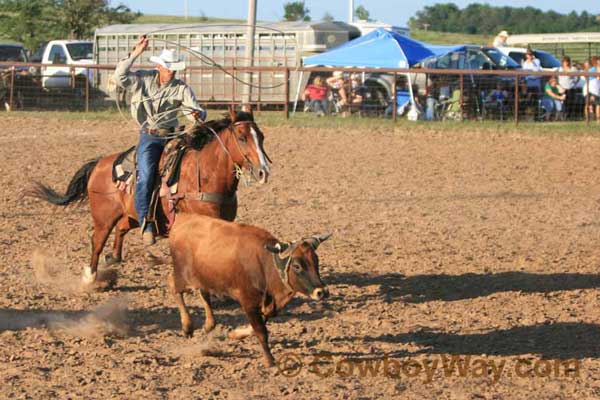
[113,35,207,245]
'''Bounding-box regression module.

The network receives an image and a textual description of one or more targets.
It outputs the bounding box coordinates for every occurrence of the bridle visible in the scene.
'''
[206,120,269,181]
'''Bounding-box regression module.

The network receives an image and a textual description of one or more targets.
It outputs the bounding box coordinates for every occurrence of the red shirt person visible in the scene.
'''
[303,76,330,116]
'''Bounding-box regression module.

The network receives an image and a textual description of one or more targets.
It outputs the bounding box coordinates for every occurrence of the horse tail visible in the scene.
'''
[27,158,100,206]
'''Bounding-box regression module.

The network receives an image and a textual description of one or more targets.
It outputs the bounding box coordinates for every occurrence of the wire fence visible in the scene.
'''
[0,62,598,125]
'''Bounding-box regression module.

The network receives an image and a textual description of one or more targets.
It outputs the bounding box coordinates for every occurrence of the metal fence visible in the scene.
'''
[0,62,599,125]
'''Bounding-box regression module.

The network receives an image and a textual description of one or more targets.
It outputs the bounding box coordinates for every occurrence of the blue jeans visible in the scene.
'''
[309,99,329,114]
[135,129,165,227]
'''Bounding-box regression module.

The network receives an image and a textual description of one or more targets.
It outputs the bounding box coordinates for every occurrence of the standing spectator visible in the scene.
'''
[557,56,580,119]
[350,74,367,114]
[586,57,600,122]
[493,30,509,47]
[303,76,329,116]
[522,48,542,94]
[542,76,566,121]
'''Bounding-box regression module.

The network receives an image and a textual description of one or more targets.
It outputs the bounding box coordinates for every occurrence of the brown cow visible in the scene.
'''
[168,213,331,367]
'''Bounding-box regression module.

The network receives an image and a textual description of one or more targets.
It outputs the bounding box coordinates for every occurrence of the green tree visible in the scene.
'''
[0,0,57,50]
[56,0,140,39]
[0,0,139,50]
[283,1,310,22]
[355,5,370,21]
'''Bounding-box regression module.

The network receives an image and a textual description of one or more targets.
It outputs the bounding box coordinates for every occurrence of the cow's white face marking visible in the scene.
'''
[250,127,270,174]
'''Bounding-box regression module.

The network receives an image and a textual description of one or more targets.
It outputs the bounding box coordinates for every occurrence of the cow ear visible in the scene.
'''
[306,233,332,249]
[265,241,290,254]
[228,105,236,122]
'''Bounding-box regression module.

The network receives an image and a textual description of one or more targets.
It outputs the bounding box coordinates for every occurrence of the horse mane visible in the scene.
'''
[187,111,254,151]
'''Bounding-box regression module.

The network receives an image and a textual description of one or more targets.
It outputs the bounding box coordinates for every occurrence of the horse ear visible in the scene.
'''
[265,241,290,254]
[306,233,332,250]
[228,105,236,122]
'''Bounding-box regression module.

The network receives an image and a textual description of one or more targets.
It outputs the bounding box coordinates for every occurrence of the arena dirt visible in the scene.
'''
[1,115,599,399]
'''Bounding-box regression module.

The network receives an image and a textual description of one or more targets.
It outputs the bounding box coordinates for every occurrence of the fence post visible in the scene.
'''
[392,72,397,122]
[459,73,464,119]
[85,72,90,113]
[70,66,75,89]
[284,67,289,119]
[514,75,519,126]
[8,66,15,111]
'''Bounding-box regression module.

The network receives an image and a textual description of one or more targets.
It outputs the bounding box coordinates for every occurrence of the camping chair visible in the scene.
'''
[438,89,463,121]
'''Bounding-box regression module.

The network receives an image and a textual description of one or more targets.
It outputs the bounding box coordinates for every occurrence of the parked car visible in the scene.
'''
[498,47,561,71]
[0,43,34,110]
[30,40,95,92]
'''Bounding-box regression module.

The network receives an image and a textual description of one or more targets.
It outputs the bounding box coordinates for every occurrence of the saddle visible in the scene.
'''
[112,137,189,228]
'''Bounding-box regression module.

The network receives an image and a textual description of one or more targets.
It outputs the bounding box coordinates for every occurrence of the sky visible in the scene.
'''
[118,0,600,27]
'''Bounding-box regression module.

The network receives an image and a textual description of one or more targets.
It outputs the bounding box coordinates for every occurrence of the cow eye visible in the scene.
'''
[238,135,247,143]
[293,263,302,273]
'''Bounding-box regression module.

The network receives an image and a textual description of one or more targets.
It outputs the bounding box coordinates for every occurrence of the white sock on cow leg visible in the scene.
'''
[229,325,253,340]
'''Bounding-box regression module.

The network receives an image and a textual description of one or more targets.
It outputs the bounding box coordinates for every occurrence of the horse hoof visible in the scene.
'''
[81,269,118,292]
[104,254,122,265]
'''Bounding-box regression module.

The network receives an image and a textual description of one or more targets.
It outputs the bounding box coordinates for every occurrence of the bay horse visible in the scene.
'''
[28,109,270,289]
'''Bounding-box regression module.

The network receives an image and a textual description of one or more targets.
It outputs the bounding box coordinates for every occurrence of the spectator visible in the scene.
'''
[522,48,542,94]
[484,82,509,119]
[326,71,350,117]
[350,74,367,113]
[303,76,329,117]
[384,76,412,118]
[542,76,566,121]
[586,57,600,122]
[493,30,509,47]
[557,56,580,118]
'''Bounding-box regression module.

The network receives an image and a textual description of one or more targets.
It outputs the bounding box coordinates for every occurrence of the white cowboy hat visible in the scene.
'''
[498,30,509,37]
[149,49,185,71]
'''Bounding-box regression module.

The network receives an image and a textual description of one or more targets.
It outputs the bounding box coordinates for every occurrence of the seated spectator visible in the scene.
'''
[493,30,509,48]
[522,48,542,94]
[484,82,509,119]
[558,56,580,119]
[349,74,367,113]
[384,76,411,118]
[541,76,566,121]
[303,76,329,116]
[326,71,350,117]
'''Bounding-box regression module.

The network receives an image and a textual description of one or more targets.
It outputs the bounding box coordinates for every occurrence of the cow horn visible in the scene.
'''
[265,241,290,254]
[307,233,332,249]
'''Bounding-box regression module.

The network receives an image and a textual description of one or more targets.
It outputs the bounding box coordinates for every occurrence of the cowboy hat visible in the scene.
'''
[149,49,185,71]
[498,30,508,37]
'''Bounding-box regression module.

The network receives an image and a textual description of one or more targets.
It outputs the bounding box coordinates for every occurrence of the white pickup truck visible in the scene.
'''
[30,40,95,90]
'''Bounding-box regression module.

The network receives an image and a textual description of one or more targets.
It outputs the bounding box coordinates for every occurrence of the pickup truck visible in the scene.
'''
[30,40,95,90]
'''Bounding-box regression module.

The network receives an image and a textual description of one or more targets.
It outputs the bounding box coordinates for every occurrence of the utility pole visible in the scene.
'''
[349,0,354,23]
[242,0,257,109]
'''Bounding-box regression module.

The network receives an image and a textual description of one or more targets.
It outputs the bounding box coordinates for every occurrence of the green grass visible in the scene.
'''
[411,29,492,46]
[133,14,244,24]
[3,110,599,137]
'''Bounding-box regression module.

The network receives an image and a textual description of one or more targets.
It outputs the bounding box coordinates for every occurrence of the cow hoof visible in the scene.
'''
[104,254,122,265]
[182,324,194,338]
[263,357,275,368]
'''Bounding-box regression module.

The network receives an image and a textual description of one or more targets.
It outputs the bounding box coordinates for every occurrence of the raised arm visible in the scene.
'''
[181,85,207,122]
[114,36,149,90]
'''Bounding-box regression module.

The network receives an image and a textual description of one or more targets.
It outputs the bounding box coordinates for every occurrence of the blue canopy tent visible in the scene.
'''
[296,28,440,114]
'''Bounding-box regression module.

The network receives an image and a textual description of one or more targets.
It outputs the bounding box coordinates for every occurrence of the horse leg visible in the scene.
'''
[199,290,216,333]
[82,216,119,288]
[105,217,132,265]
[169,272,193,337]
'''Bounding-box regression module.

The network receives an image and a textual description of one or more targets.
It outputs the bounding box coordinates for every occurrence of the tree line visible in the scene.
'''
[0,0,139,50]
[410,3,600,34]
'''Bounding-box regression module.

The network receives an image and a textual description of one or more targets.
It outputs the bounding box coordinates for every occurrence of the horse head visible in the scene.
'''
[225,106,271,185]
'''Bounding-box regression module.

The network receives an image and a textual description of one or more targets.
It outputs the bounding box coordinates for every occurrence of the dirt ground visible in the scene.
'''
[1,114,600,399]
